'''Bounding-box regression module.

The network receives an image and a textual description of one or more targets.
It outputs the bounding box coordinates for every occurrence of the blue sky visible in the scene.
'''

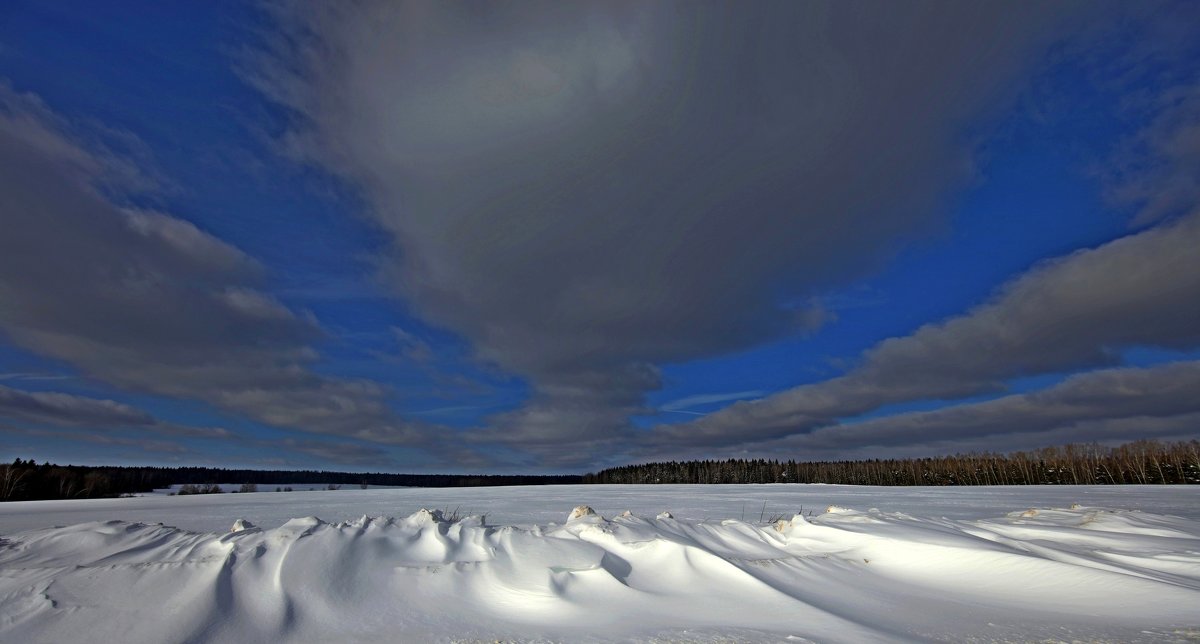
[1,1,1198,472]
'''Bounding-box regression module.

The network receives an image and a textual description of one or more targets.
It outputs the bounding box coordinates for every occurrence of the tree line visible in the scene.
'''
[0,460,581,502]
[583,440,1200,485]
[4,439,1195,501]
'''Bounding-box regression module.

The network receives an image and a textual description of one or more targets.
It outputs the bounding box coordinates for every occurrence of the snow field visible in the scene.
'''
[2,483,1197,535]
[1,496,1198,642]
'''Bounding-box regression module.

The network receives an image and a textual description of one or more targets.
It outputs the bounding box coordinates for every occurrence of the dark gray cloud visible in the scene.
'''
[0,85,432,447]
[649,57,1200,457]
[654,210,1200,448]
[731,361,1200,461]
[808,361,1200,448]
[0,384,228,439]
[255,1,1084,460]
[0,384,154,428]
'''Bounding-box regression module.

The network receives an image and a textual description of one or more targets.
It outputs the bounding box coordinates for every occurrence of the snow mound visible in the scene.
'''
[568,504,597,521]
[408,507,444,524]
[1,506,1198,642]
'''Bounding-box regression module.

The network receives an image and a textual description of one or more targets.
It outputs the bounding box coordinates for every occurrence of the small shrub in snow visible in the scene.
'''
[177,483,223,496]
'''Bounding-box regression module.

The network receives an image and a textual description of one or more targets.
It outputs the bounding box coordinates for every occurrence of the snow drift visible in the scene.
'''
[1,505,1198,642]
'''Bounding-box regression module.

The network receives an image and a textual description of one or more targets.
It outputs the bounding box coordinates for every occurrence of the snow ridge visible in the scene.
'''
[1,506,1198,642]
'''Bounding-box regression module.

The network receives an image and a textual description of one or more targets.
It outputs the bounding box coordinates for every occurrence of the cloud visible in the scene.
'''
[653,211,1200,448]
[648,54,1200,458]
[627,363,1200,464]
[803,361,1200,450]
[0,84,434,447]
[124,209,258,277]
[0,373,72,382]
[1109,81,1200,225]
[660,391,765,413]
[0,385,155,428]
[720,413,1200,465]
[6,425,192,456]
[390,327,435,364]
[0,384,228,439]
[254,1,1083,460]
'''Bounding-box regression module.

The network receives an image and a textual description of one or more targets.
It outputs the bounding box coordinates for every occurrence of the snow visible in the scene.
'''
[568,504,597,520]
[0,485,1197,642]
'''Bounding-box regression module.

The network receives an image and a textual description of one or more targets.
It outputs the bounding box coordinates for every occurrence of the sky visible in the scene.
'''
[1,1,1199,474]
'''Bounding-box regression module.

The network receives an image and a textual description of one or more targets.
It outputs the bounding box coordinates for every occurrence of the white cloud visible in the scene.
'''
[660,391,765,413]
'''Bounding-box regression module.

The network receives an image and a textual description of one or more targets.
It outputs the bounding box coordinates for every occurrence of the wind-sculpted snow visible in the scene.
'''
[1,506,1198,642]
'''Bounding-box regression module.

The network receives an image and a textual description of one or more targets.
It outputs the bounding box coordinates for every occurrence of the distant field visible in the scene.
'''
[1,482,1196,534]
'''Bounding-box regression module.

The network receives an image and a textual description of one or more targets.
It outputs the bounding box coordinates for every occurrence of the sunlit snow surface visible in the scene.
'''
[1,485,1198,642]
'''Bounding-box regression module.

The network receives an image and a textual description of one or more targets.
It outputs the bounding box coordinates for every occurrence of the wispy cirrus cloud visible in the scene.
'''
[0,373,72,382]
[660,391,765,414]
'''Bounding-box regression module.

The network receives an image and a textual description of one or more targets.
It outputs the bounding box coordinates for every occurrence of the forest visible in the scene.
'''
[3,439,1197,501]
[583,440,1200,485]
[0,461,580,502]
